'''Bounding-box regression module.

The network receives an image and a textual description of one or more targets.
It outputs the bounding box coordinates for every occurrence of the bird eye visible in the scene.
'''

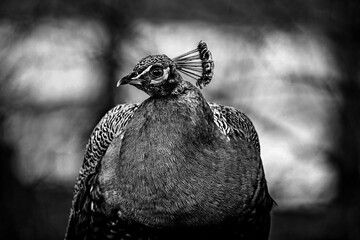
[150,66,163,78]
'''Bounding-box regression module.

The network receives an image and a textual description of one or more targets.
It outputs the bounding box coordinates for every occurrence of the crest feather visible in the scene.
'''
[172,41,214,89]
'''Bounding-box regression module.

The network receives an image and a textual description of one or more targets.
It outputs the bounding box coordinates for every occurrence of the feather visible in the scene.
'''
[173,40,214,89]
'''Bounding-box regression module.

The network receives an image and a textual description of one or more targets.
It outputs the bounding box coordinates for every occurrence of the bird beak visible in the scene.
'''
[117,72,142,87]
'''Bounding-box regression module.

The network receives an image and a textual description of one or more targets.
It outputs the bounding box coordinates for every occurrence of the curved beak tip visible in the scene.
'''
[116,79,124,87]
[117,74,143,87]
[117,76,132,87]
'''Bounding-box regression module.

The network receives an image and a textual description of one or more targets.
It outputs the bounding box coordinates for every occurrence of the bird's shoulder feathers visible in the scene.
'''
[65,103,139,239]
[209,102,260,152]
[74,103,140,196]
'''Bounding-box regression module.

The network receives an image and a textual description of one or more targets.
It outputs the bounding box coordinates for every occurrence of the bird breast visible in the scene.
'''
[98,93,259,227]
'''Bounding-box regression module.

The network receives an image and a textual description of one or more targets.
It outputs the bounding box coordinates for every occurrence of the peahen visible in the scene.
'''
[65,41,274,240]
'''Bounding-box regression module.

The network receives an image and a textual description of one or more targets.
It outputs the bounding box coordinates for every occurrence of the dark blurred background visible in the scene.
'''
[0,0,359,239]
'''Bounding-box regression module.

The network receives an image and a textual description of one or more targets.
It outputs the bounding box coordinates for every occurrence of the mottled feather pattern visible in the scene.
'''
[74,102,260,198]
[209,103,260,152]
[74,103,139,197]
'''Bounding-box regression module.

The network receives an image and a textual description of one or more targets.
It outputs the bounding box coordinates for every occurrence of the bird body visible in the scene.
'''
[66,42,274,240]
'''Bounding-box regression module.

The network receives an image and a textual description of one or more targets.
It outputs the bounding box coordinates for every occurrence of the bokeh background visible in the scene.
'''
[0,0,359,239]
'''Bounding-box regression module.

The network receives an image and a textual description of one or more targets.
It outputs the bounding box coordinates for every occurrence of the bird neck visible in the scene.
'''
[128,81,215,149]
[119,81,217,179]
[146,81,214,134]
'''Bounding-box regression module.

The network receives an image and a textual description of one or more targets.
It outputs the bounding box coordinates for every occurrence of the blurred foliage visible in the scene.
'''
[0,0,359,240]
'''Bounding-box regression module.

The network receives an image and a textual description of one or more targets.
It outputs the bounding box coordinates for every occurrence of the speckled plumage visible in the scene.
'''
[209,103,260,152]
[74,103,140,197]
[65,42,274,240]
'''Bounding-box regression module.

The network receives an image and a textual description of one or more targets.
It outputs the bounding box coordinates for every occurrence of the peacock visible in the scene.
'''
[65,41,274,240]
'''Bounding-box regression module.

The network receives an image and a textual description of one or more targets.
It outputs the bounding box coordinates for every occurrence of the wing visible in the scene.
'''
[65,103,139,240]
[209,102,275,239]
[209,102,260,152]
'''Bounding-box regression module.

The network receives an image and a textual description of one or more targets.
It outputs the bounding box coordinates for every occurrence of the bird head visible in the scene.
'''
[118,41,214,97]
[118,54,180,96]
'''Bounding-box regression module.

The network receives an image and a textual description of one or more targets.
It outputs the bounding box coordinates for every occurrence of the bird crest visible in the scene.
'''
[173,40,214,89]
[118,41,214,89]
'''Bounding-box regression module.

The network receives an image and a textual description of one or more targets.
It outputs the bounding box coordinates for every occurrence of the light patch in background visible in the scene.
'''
[2,19,107,105]
[0,20,109,185]
[119,20,339,208]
